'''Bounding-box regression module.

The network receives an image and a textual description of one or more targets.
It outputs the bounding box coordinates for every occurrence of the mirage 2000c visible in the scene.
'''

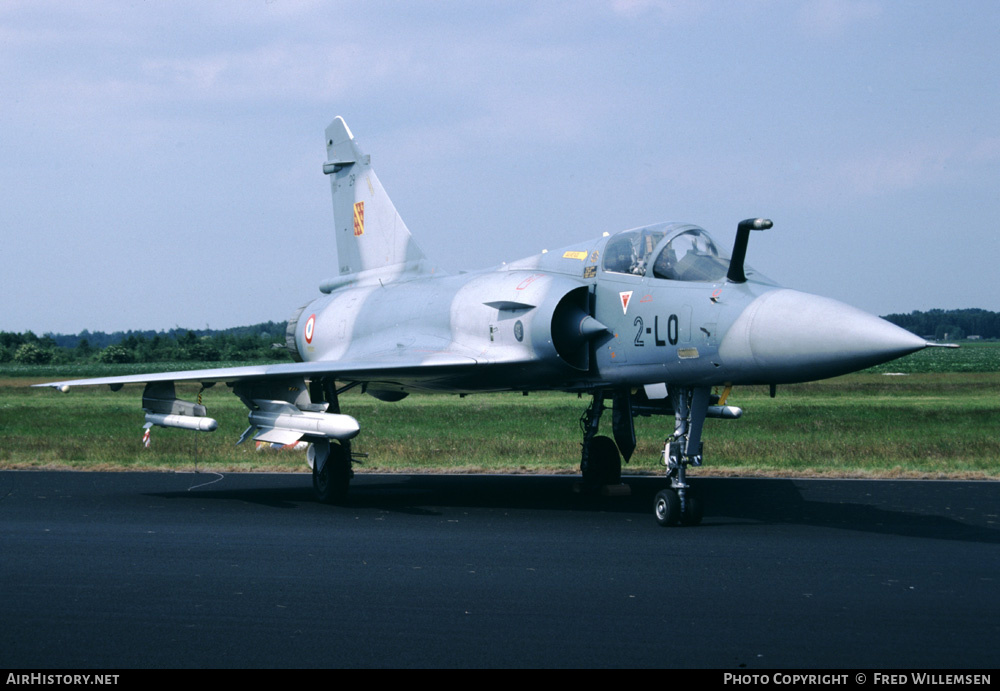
[39,117,944,525]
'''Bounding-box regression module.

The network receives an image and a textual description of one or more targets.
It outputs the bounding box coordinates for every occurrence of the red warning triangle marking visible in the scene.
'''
[619,291,633,315]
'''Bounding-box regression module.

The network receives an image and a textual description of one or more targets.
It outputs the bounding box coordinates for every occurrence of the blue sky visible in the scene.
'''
[2,0,998,334]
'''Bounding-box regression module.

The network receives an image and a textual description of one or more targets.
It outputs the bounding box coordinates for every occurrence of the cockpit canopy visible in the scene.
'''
[602,227,665,277]
[602,225,731,282]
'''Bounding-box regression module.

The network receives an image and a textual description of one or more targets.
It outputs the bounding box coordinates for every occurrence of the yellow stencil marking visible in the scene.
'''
[353,201,364,236]
[563,250,588,260]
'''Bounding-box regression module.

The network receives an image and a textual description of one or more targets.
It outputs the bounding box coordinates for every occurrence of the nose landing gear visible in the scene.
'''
[579,384,719,525]
[654,386,710,527]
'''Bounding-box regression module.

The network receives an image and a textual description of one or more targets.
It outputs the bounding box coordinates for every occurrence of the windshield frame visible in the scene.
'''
[645,225,731,283]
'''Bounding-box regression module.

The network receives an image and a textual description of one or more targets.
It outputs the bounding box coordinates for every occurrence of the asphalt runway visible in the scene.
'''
[1,470,997,669]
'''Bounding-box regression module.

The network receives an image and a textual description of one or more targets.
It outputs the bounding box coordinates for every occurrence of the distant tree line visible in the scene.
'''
[882,308,1000,341]
[0,322,291,365]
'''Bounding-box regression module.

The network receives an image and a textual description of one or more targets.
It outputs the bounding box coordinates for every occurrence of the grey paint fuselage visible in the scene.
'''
[291,220,924,395]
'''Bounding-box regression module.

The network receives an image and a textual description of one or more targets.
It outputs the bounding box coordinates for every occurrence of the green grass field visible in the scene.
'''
[2,343,998,478]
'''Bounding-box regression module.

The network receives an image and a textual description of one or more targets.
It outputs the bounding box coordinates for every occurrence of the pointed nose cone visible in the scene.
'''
[719,289,927,384]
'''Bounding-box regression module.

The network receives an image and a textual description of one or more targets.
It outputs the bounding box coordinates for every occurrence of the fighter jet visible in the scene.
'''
[37,117,943,526]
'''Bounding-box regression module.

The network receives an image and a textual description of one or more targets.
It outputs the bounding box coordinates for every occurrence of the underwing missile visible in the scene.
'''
[706,406,742,419]
[246,400,360,444]
[143,412,219,432]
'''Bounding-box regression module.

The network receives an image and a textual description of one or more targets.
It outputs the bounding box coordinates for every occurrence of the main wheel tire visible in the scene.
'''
[581,435,622,488]
[654,489,680,527]
[311,440,351,504]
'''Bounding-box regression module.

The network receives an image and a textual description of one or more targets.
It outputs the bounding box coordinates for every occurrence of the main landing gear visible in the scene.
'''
[582,434,621,488]
[310,439,353,504]
[579,390,635,490]
[308,378,357,504]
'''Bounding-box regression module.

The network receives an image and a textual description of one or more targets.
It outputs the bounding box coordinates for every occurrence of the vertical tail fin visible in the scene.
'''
[320,117,435,291]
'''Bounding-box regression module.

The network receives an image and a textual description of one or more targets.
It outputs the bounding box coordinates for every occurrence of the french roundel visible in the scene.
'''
[304,314,316,344]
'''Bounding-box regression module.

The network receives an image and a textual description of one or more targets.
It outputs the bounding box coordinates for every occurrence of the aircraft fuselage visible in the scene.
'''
[290,221,924,396]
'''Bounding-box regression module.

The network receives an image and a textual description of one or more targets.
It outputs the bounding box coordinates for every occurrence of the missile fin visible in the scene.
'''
[254,428,306,446]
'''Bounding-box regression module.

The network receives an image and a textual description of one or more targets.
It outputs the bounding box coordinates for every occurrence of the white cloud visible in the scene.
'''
[795,0,882,37]
[818,138,998,198]
[3,0,999,331]
[138,42,389,103]
[609,0,709,23]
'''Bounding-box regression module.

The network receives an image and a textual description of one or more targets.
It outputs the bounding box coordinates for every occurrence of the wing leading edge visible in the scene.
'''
[33,352,480,392]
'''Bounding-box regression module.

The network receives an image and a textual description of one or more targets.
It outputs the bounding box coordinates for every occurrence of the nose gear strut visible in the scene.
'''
[654,386,709,526]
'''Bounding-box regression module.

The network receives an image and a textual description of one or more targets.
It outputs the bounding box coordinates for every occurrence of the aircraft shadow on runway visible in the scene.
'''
[145,474,1000,545]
